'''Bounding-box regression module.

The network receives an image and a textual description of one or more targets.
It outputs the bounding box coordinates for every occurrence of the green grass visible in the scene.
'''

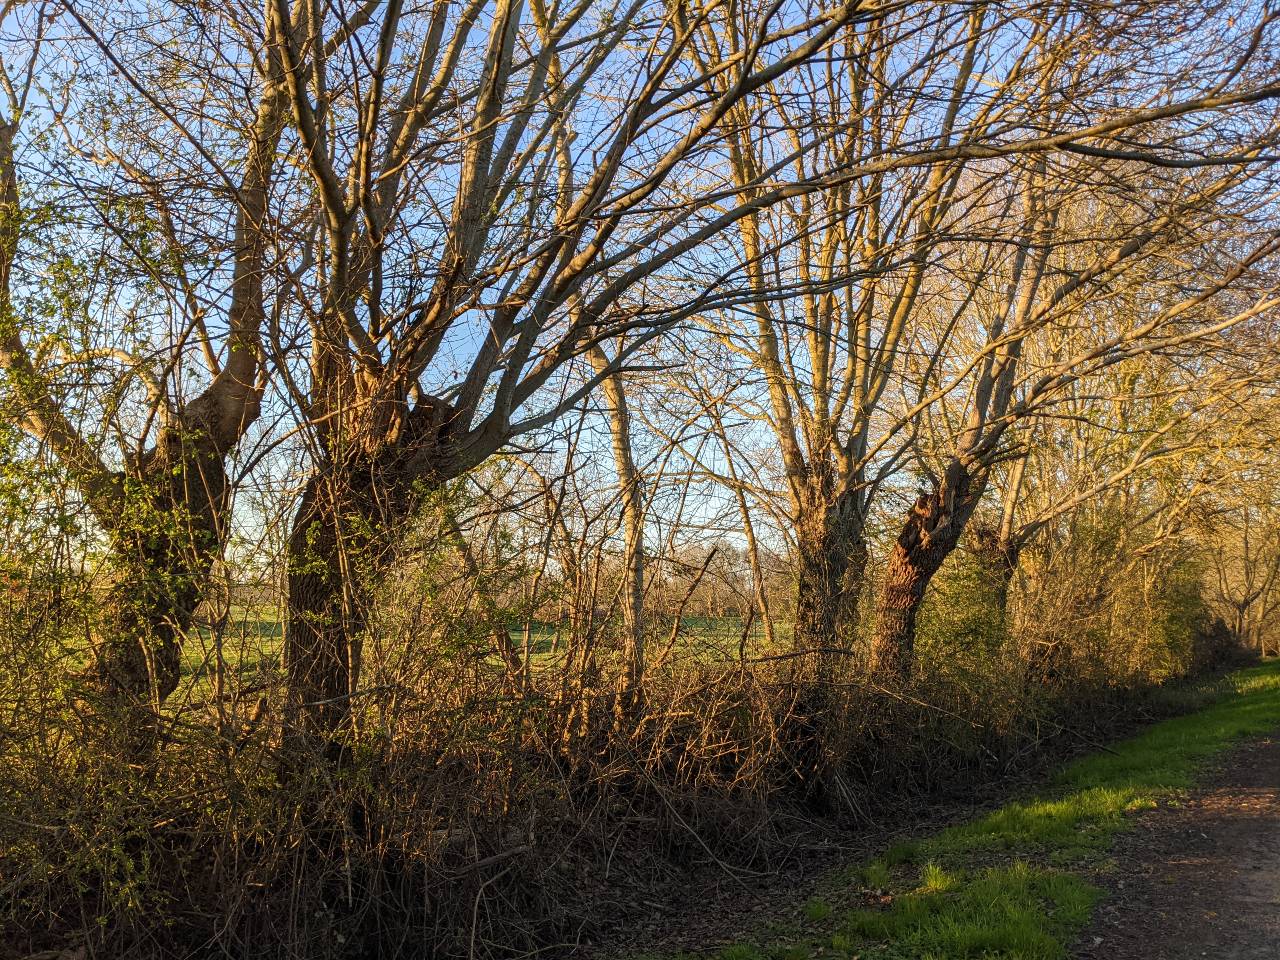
[517,616,788,665]
[178,614,785,688]
[648,659,1280,960]
[182,606,284,696]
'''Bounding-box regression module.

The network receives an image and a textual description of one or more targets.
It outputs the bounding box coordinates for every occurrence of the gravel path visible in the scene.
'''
[1076,732,1280,960]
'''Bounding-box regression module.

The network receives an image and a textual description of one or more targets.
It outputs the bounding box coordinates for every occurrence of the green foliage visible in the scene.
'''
[915,545,1008,670]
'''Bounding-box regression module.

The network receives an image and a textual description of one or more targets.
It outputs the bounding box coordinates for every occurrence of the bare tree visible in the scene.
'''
[872,148,1280,676]
[1205,452,1280,656]
[0,1,291,724]
[979,355,1276,617]
[587,342,647,694]
[265,0,869,742]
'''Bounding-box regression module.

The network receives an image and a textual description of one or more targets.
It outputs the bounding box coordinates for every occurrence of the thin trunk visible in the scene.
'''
[990,449,1029,617]
[732,485,777,649]
[712,401,776,648]
[589,345,645,695]
[873,461,985,678]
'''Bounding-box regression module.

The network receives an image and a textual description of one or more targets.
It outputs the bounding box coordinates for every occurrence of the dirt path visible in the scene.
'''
[1076,732,1280,960]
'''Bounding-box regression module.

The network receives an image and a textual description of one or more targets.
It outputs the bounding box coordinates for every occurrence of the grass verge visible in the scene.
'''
[645,660,1280,960]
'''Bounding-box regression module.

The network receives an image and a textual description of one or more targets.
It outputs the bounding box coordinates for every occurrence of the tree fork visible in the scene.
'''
[873,463,985,678]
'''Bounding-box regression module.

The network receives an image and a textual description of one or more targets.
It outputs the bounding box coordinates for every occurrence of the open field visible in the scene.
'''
[179,612,791,691]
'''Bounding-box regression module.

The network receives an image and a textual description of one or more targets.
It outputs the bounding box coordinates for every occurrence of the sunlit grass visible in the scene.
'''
[184,605,284,692]
[177,613,791,703]
[835,861,1096,960]
[656,660,1280,960]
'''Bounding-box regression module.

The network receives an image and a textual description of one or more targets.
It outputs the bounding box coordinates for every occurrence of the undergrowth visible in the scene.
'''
[656,659,1280,960]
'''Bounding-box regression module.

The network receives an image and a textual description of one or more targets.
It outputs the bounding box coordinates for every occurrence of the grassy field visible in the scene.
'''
[182,606,284,695]
[641,659,1280,960]
[179,613,785,693]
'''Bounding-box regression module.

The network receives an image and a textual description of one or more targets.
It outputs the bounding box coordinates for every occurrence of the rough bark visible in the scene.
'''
[0,58,284,724]
[282,399,457,744]
[792,487,867,681]
[285,473,363,746]
[93,427,230,705]
[873,461,986,678]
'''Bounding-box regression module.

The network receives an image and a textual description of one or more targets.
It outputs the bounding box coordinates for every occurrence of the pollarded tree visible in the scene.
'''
[872,141,1280,676]
[686,3,1000,678]
[677,0,1280,680]
[0,1,297,723]
[265,0,870,744]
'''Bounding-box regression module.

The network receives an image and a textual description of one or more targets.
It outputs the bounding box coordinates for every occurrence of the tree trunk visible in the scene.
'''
[282,400,457,746]
[873,461,985,678]
[285,473,360,747]
[792,489,867,681]
[0,79,281,727]
[283,464,412,748]
[92,427,230,724]
[589,347,645,696]
[616,456,645,694]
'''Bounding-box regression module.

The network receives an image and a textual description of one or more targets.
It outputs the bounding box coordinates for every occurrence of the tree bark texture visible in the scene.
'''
[792,486,867,681]
[283,399,458,744]
[873,461,986,678]
[93,426,232,707]
[589,346,646,695]
[0,77,283,722]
